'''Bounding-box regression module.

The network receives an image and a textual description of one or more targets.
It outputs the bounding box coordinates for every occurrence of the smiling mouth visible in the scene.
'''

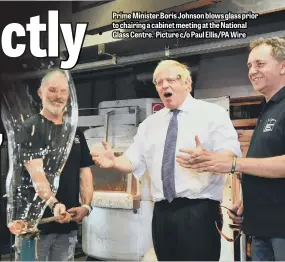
[252,77,263,81]
[164,92,172,98]
[51,102,64,107]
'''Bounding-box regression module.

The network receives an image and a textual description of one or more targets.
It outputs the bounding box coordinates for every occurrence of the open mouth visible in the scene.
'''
[164,92,172,98]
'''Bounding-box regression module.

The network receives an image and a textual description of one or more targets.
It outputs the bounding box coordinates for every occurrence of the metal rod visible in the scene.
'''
[38,215,62,225]
[79,105,139,111]
[104,110,115,143]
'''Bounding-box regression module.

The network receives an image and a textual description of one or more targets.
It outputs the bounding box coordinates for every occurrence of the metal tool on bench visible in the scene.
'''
[78,104,142,211]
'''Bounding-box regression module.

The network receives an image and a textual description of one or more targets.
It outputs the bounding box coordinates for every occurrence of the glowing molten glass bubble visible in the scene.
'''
[1,63,78,236]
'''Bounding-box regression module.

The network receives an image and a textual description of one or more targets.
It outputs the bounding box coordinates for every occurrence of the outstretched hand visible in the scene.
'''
[176,135,205,168]
[91,140,116,168]
[176,135,234,173]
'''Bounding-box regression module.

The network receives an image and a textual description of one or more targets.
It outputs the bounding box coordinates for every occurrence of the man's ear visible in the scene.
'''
[281,60,285,75]
[185,77,192,92]
[37,88,42,99]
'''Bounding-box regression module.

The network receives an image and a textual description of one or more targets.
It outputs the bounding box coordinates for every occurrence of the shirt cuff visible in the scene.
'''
[124,150,146,179]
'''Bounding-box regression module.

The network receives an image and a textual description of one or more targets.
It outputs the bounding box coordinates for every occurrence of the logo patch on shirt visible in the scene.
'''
[74,135,80,144]
[263,118,276,132]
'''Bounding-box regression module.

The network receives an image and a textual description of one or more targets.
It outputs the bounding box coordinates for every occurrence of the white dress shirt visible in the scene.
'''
[124,94,242,202]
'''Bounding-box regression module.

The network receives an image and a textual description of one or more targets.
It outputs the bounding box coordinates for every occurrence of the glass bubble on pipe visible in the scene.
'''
[1,60,78,236]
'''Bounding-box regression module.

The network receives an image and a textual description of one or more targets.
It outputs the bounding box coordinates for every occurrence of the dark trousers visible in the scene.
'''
[152,198,223,261]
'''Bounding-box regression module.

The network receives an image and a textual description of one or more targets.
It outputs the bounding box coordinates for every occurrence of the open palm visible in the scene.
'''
[91,140,115,168]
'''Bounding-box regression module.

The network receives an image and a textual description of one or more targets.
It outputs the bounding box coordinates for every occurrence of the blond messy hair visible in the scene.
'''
[153,60,192,91]
[249,37,285,62]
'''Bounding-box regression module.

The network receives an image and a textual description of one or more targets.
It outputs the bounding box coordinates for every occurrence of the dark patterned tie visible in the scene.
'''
[162,109,180,203]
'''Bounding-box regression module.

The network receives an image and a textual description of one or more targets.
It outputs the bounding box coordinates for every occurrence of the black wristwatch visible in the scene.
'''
[51,201,60,214]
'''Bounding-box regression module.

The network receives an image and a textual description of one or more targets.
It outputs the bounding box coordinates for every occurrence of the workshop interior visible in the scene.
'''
[0,0,285,261]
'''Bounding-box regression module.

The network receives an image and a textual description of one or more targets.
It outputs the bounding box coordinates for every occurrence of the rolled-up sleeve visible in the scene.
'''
[211,106,242,157]
[124,121,147,179]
